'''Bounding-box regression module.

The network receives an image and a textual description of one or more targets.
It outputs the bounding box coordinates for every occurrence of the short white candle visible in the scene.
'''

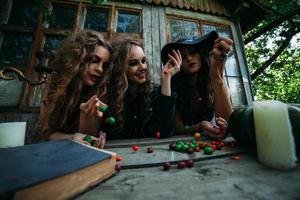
[0,122,26,148]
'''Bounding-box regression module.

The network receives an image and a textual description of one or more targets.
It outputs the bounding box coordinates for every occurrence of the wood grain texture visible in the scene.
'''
[0,140,116,199]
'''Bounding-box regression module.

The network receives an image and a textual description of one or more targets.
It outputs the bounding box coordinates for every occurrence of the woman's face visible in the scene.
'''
[82,45,110,87]
[126,45,148,84]
[181,48,201,74]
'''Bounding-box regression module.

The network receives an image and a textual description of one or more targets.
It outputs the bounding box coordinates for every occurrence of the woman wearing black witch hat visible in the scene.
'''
[161,31,233,138]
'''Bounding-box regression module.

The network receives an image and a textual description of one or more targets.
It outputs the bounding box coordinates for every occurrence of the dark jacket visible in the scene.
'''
[106,86,176,139]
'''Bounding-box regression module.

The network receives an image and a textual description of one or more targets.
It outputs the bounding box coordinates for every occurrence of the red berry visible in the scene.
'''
[116,155,123,161]
[211,141,218,145]
[115,164,121,172]
[216,144,222,150]
[194,146,200,152]
[155,131,160,138]
[169,143,176,150]
[147,147,153,153]
[163,162,171,170]
[132,145,139,151]
[177,161,186,169]
[231,155,241,160]
[185,160,194,168]
[187,147,194,154]
[211,144,217,151]
[220,142,225,147]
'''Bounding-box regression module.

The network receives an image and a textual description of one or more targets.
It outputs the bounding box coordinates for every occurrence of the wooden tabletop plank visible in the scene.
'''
[106,136,247,169]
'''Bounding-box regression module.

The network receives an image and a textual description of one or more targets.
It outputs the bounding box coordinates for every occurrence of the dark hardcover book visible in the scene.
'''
[0,140,116,200]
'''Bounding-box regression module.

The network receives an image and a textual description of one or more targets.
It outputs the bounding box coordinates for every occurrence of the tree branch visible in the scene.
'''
[251,29,299,80]
[244,6,300,45]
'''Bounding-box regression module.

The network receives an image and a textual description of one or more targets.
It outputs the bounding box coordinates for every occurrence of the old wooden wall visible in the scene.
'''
[0,0,253,143]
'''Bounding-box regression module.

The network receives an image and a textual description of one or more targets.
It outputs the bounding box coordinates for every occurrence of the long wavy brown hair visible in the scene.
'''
[38,30,113,140]
[107,38,152,136]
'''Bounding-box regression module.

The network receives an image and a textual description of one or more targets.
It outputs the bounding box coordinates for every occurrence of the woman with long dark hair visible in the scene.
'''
[161,31,233,138]
[38,30,114,147]
[105,38,182,139]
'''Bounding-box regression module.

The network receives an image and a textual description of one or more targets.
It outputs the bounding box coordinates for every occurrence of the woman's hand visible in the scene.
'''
[215,117,228,136]
[161,50,182,96]
[72,132,106,149]
[209,37,233,81]
[80,95,107,118]
[195,118,228,139]
[79,95,108,137]
[162,49,182,77]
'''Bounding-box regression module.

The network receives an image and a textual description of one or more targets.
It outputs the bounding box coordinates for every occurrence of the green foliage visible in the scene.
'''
[251,45,300,103]
[245,0,300,103]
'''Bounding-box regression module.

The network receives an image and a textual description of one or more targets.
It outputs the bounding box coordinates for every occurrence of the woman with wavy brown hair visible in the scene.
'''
[104,38,182,139]
[38,30,113,148]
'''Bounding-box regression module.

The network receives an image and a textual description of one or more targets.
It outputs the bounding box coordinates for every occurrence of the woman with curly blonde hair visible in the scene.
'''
[38,30,114,148]
[103,38,182,139]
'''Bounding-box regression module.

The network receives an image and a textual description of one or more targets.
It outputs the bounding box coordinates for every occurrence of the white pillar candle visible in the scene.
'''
[253,101,297,170]
[0,122,26,148]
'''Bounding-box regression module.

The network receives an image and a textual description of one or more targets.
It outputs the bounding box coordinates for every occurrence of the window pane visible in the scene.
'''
[32,85,42,107]
[184,21,198,37]
[117,11,140,33]
[170,19,198,41]
[84,8,109,32]
[0,74,23,107]
[170,19,183,41]
[227,77,247,107]
[44,35,65,55]
[7,0,37,27]
[49,4,76,29]
[202,24,217,35]
[225,52,240,76]
[0,33,33,69]
[216,26,232,39]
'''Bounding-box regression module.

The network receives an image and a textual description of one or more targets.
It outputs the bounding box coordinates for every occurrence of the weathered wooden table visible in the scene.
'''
[76,135,300,200]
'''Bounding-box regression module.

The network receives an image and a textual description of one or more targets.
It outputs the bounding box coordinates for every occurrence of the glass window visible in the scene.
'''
[202,24,217,35]
[0,33,33,69]
[227,77,247,106]
[84,7,109,32]
[0,73,23,107]
[117,11,140,33]
[49,4,76,29]
[32,85,43,107]
[216,26,232,38]
[7,0,37,27]
[225,52,240,76]
[44,35,65,55]
[203,24,232,39]
[170,19,199,41]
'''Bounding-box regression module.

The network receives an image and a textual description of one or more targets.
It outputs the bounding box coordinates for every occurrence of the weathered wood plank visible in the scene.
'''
[75,155,300,200]
[183,0,190,9]
[108,144,244,169]
[150,6,161,84]
[177,0,184,8]
[142,4,153,81]
[106,135,241,169]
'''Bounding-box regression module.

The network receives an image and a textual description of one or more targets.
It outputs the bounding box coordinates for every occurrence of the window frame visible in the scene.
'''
[0,0,143,111]
[166,15,247,106]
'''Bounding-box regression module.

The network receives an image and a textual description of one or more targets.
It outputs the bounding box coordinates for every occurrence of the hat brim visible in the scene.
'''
[161,31,219,65]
